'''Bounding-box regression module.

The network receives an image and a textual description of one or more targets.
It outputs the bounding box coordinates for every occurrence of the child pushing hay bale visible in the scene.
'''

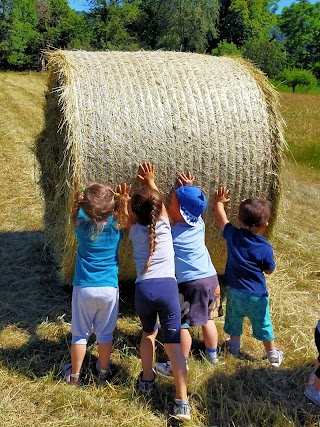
[35,50,285,283]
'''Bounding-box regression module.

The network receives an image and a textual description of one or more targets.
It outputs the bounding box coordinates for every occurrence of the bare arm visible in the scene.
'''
[214,186,230,231]
[137,162,168,218]
[116,183,132,233]
[137,162,159,191]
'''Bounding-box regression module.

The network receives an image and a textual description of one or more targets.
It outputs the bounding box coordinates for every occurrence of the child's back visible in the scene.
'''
[214,187,283,367]
[63,182,127,385]
[74,209,122,287]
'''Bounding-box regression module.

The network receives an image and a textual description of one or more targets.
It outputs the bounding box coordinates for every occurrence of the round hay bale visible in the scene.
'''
[35,50,285,283]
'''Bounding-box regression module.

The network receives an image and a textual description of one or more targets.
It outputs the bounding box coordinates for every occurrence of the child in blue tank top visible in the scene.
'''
[62,183,128,385]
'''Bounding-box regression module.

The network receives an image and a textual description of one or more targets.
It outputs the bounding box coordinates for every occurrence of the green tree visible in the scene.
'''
[211,39,242,56]
[217,0,277,47]
[243,36,287,77]
[279,0,320,70]
[89,0,141,50]
[138,0,219,52]
[0,0,39,68]
[277,68,317,92]
[36,0,92,50]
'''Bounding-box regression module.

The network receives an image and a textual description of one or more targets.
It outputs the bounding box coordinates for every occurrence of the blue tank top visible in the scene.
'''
[72,209,122,287]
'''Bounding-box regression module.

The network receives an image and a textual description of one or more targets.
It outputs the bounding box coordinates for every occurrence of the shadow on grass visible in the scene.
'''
[0,231,141,382]
[201,361,320,427]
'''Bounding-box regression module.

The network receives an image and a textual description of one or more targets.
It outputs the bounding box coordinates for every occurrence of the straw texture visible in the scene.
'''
[36,50,285,282]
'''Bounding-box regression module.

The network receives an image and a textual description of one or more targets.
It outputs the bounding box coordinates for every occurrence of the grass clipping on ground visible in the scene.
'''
[35,50,285,283]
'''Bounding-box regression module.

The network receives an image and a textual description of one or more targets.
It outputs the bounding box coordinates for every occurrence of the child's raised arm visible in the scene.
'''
[214,186,230,231]
[116,182,132,232]
[137,162,159,191]
[137,161,168,218]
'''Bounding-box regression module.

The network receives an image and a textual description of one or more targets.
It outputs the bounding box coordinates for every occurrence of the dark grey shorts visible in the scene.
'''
[178,275,220,327]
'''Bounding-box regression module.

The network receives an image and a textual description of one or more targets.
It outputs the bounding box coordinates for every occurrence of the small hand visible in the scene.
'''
[137,162,155,186]
[116,183,132,200]
[215,186,230,204]
[177,171,195,187]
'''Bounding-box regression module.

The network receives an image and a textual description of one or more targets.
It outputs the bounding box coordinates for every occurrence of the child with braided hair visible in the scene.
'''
[118,162,190,421]
[62,182,129,385]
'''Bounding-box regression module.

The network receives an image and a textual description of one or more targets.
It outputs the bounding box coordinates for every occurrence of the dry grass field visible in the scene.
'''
[0,71,319,427]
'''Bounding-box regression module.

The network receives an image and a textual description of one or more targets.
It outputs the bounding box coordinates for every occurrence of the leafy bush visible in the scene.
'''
[276,68,317,92]
[211,40,242,56]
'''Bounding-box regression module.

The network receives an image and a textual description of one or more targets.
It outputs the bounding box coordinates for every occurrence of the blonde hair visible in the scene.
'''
[130,186,162,275]
[71,183,128,238]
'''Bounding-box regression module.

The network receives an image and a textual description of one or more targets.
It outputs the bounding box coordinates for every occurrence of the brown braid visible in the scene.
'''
[141,196,158,275]
[131,187,162,275]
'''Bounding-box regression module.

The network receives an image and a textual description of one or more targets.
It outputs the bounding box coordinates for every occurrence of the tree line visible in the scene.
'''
[0,0,319,87]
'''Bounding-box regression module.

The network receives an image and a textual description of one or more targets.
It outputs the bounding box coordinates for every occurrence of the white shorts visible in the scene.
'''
[71,286,119,345]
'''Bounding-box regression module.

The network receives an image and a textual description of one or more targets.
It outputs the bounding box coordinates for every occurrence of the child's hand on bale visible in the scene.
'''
[116,183,132,200]
[177,171,195,187]
[137,162,158,191]
[215,186,230,205]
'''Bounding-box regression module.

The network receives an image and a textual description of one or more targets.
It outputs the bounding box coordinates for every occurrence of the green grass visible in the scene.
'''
[279,92,320,172]
[0,72,320,426]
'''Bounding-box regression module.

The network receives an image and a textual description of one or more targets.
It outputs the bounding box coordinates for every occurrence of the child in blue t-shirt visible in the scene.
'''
[214,186,283,367]
[155,172,221,376]
[62,182,128,385]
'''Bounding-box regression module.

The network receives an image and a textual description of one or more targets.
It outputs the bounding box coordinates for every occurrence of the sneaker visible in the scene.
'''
[62,363,81,385]
[225,339,241,357]
[268,349,284,368]
[205,350,219,364]
[155,360,189,378]
[138,371,155,393]
[96,360,112,384]
[155,361,173,377]
[305,384,320,406]
[170,400,191,421]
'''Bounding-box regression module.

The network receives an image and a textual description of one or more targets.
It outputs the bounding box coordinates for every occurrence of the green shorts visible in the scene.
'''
[224,287,274,342]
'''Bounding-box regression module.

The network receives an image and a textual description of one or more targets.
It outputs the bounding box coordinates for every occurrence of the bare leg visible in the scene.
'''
[140,329,158,381]
[98,342,112,370]
[71,343,86,374]
[165,343,188,401]
[180,328,192,359]
[314,360,320,391]
[263,339,275,352]
[202,319,218,349]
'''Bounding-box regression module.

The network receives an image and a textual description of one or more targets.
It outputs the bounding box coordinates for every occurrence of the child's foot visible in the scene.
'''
[155,360,189,377]
[305,385,320,406]
[62,363,81,385]
[155,361,173,377]
[96,360,112,385]
[205,350,219,364]
[268,349,284,368]
[224,339,241,357]
[170,399,191,421]
[138,371,155,393]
